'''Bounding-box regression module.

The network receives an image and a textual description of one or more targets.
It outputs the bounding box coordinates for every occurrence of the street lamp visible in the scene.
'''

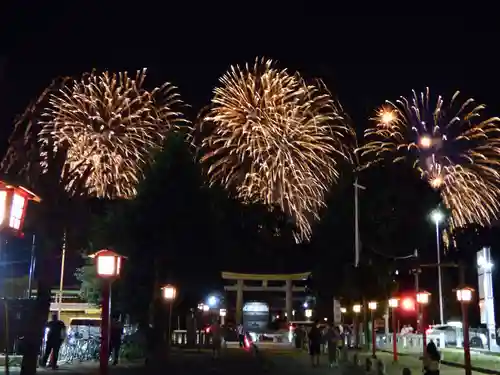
[416,291,431,352]
[162,284,177,350]
[368,301,378,358]
[456,287,474,375]
[388,298,399,362]
[430,208,445,325]
[207,295,218,308]
[90,249,125,375]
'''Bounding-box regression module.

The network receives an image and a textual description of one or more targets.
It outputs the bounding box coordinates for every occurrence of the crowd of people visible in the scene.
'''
[293,319,347,368]
[41,314,441,374]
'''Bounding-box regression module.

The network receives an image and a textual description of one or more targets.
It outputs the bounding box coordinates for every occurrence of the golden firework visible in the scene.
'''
[198,58,355,242]
[359,87,500,233]
[39,69,185,198]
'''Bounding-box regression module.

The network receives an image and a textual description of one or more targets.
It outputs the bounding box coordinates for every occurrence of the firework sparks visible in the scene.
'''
[359,87,500,232]
[198,58,355,242]
[39,69,185,198]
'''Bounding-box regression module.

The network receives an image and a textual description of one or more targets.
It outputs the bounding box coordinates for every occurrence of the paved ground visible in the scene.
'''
[2,346,493,375]
[378,347,500,372]
[0,348,265,375]
[256,345,491,375]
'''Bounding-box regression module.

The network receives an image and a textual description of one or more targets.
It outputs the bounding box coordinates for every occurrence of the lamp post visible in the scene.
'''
[353,304,361,348]
[388,298,399,362]
[368,301,377,358]
[457,287,474,375]
[430,209,445,324]
[162,284,177,351]
[90,249,125,375]
[416,291,431,353]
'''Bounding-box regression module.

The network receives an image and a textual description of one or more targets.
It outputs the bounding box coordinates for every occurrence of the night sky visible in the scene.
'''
[2,6,500,318]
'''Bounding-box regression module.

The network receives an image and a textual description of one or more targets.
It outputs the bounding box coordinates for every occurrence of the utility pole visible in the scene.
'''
[413,249,421,332]
[58,230,67,319]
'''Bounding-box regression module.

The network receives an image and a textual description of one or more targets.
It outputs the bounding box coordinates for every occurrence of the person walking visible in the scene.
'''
[308,320,322,367]
[41,313,66,370]
[324,324,341,368]
[109,315,124,365]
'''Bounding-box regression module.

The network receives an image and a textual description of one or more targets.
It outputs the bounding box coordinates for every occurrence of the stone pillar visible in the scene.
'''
[286,279,293,322]
[236,279,244,324]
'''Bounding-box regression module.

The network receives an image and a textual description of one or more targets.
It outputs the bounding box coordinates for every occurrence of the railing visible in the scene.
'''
[376,332,446,354]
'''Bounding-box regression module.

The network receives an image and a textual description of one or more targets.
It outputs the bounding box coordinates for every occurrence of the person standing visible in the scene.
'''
[42,313,66,370]
[308,320,322,367]
[237,324,245,348]
[110,315,124,365]
[210,319,223,359]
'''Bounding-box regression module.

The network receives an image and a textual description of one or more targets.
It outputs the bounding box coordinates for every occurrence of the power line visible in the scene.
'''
[365,246,416,261]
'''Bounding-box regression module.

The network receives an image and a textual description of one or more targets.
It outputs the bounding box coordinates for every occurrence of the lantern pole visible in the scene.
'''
[100,280,111,375]
[27,234,36,299]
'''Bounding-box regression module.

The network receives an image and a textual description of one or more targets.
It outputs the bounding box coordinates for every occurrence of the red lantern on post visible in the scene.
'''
[388,298,399,362]
[456,287,474,375]
[89,249,125,375]
[416,290,431,354]
[0,181,41,236]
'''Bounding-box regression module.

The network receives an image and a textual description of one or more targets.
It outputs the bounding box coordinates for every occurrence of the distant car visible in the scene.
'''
[427,324,486,348]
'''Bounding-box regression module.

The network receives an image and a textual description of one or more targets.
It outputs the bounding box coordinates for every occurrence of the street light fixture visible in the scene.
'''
[456,287,474,375]
[207,295,218,308]
[340,307,347,314]
[388,298,399,362]
[90,249,125,375]
[430,208,445,325]
[162,285,177,301]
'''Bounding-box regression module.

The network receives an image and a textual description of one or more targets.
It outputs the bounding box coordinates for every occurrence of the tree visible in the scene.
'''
[74,257,100,306]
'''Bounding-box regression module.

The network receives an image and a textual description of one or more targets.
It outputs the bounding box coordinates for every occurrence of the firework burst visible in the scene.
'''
[39,69,185,198]
[359,87,500,233]
[198,58,355,242]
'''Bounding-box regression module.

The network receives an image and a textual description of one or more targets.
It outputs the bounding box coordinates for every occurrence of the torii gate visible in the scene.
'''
[222,271,311,324]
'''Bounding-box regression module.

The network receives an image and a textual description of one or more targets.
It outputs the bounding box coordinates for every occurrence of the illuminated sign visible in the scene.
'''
[243,302,269,313]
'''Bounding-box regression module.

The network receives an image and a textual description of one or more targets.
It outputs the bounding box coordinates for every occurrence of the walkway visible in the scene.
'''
[0,348,265,375]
